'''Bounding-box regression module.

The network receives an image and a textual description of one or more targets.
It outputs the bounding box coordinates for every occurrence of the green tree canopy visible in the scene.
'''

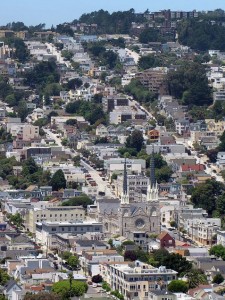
[186,269,208,288]
[52,280,88,298]
[190,179,225,215]
[168,280,188,293]
[167,61,212,106]
[209,244,225,260]
[139,28,160,43]
[65,101,106,125]
[138,55,162,70]
[213,273,224,284]
[153,249,192,275]
[0,269,10,285]
[76,9,145,34]
[25,61,60,87]
[66,78,83,90]
[92,274,103,283]
[124,79,155,104]
[67,255,79,269]
[24,293,61,300]
[51,169,66,191]
[62,195,93,209]
[125,130,144,152]
[178,19,225,51]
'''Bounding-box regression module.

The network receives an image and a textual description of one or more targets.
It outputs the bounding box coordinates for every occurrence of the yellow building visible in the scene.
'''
[205,119,225,136]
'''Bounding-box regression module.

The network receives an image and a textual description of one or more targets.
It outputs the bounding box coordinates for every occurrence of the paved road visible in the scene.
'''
[80,160,115,198]
[43,128,116,198]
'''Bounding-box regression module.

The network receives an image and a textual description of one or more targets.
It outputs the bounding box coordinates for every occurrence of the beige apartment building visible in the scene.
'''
[9,124,39,140]
[205,119,225,136]
[135,68,168,94]
[100,261,177,300]
[27,206,85,234]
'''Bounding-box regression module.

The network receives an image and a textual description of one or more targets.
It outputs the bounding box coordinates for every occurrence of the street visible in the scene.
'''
[43,128,116,198]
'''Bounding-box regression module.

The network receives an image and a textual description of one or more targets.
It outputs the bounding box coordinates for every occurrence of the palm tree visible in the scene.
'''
[68,272,73,298]
[186,269,208,289]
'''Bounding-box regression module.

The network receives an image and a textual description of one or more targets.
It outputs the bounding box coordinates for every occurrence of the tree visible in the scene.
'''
[51,169,66,191]
[17,100,29,121]
[22,158,39,176]
[124,250,138,261]
[61,251,72,260]
[213,273,224,284]
[66,78,83,90]
[8,213,23,227]
[206,149,219,163]
[138,55,162,70]
[168,280,188,293]
[178,19,225,51]
[25,61,60,87]
[209,244,225,260]
[155,165,173,183]
[139,28,160,43]
[62,195,93,209]
[167,61,212,106]
[66,119,77,126]
[52,280,88,298]
[124,79,154,104]
[0,269,10,285]
[61,50,73,61]
[218,130,225,151]
[186,269,208,288]
[24,293,61,300]
[102,281,111,292]
[67,255,79,269]
[126,130,144,152]
[153,249,192,275]
[191,179,225,215]
[92,274,103,283]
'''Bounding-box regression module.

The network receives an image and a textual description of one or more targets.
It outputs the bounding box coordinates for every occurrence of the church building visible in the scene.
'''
[95,156,161,246]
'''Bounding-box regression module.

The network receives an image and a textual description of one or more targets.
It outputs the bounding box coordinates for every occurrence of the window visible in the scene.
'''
[52,228,56,232]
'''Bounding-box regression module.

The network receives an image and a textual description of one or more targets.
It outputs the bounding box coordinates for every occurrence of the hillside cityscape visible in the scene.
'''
[0,6,225,300]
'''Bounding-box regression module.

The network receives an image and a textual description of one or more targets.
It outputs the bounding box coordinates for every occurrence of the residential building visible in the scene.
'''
[73,240,108,254]
[157,231,175,249]
[110,106,146,124]
[217,152,225,169]
[185,218,221,246]
[148,290,176,300]
[205,119,225,136]
[27,206,85,233]
[115,174,149,201]
[101,260,177,300]
[9,124,39,140]
[80,249,124,276]
[35,221,103,248]
[217,230,225,247]
[104,158,146,178]
[175,119,190,136]
[102,96,129,113]
[135,68,168,94]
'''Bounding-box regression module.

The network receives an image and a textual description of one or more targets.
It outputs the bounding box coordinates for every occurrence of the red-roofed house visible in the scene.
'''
[181,164,205,172]
[157,231,175,248]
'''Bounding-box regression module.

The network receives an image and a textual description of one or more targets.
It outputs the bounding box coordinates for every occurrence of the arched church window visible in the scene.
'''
[151,207,157,217]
